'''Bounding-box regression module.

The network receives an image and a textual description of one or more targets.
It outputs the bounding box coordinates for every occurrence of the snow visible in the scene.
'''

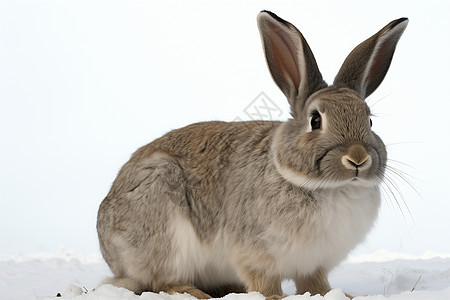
[1,247,450,300]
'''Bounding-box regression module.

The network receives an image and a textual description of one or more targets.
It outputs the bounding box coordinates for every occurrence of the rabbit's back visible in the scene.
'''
[108,120,279,200]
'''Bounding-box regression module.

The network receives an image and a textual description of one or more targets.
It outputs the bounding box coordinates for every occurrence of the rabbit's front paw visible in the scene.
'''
[265,295,286,300]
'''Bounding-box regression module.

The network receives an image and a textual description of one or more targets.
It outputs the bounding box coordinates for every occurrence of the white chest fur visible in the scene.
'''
[268,184,381,277]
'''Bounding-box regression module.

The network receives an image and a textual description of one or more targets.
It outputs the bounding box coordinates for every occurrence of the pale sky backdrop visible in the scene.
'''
[1,0,449,257]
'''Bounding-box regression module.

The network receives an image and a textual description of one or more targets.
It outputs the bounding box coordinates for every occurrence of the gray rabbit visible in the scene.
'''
[97,10,408,299]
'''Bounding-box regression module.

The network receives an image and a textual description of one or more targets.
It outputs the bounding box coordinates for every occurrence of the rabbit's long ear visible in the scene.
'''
[257,11,326,117]
[334,18,408,99]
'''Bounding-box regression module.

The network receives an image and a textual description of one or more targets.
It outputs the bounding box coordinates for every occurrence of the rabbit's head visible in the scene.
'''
[257,11,408,190]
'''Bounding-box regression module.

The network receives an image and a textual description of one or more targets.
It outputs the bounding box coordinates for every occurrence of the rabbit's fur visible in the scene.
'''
[97,11,408,298]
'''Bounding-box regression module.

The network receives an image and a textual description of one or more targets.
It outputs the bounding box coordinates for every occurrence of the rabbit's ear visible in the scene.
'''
[334,18,408,99]
[257,11,325,116]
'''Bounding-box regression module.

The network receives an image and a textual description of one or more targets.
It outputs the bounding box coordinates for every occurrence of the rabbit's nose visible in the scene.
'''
[341,144,372,171]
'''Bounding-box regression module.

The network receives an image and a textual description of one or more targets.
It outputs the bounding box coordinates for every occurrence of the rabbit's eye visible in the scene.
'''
[370,118,373,127]
[311,113,322,130]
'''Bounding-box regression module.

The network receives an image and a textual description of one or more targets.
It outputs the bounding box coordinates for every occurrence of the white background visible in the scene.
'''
[1,0,449,257]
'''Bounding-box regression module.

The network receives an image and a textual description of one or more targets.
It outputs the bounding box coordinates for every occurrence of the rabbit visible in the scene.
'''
[97,10,408,299]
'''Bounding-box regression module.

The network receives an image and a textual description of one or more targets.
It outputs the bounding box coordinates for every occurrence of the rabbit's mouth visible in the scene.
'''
[345,171,382,187]
[349,177,373,185]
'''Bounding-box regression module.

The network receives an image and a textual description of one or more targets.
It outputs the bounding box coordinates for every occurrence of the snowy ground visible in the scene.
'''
[2,247,450,300]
